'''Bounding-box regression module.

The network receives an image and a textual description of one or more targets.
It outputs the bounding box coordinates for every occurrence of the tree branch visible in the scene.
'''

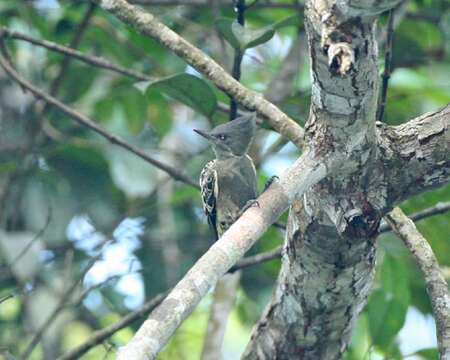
[96,0,305,148]
[385,207,450,359]
[57,292,168,360]
[22,255,100,359]
[56,199,450,359]
[0,27,152,82]
[200,272,241,360]
[116,148,337,359]
[380,104,450,207]
[0,51,199,189]
[0,27,268,129]
[379,201,450,233]
[128,0,302,8]
[44,2,97,106]
[57,242,287,360]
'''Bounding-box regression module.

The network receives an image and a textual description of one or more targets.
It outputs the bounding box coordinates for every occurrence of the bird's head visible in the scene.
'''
[194,113,257,159]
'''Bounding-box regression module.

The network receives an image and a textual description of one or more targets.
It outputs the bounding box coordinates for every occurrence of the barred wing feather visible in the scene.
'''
[200,161,219,240]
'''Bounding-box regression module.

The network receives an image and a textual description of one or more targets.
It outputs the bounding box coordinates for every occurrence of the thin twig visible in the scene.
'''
[22,255,101,359]
[379,201,450,232]
[56,291,168,360]
[8,208,51,269]
[256,136,289,167]
[0,27,242,121]
[0,51,199,188]
[129,0,302,8]
[231,245,281,272]
[385,207,450,359]
[237,200,450,269]
[229,0,246,120]
[0,5,95,231]
[55,200,450,359]
[0,27,151,82]
[377,9,394,122]
[0,293,15,305]
[57,242,281,360]
[43,2,97,114]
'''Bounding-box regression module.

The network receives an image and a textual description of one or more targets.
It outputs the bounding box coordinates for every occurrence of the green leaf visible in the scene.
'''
[232,20,275,50]
[136,73,217,117]
[215,15,300,51]
[414,348,439,360]
[380,254,411,306]
[272,15,302,30]
[367,289,407,350]
[215,18,242,50]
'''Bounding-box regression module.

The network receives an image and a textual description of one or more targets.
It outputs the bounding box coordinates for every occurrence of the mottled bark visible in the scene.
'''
[379,105,450,205]
[242,1,448,359]
[117,149,336,359]
[91,0,450,358]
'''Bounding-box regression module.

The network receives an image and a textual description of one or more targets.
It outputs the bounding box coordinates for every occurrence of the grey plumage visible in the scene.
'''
[195,113,258,240]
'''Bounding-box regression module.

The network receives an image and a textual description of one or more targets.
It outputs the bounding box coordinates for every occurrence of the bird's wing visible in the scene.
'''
[200,160,219,241]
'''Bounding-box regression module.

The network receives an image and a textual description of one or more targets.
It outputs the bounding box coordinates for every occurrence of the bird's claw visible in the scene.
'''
[264,175,279,191]
[237,199,260,219]
[244,199,260,210]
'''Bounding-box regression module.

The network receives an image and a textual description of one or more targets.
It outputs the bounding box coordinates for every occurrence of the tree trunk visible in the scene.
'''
[242,1,450,358]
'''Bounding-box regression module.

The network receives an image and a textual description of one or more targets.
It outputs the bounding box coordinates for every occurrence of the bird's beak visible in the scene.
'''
[194,129,214,141]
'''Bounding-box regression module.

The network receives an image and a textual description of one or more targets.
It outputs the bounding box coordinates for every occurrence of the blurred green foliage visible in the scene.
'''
[0,0,449,359]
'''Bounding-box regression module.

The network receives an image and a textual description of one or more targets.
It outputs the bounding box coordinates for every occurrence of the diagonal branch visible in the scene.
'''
[0,51,198,189]
[96,0,305,148]
[57,292,168,360]
[56,199,450,360]
[45,2,97,105]
[385,207,450,359]
[57,242,285,360]
[0,27,261,125]
[0,27,151,82]
[116,148,339,359]
[22,255,100,359]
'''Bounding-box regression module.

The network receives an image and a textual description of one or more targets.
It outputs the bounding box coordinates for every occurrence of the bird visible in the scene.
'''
[194,113,258,240]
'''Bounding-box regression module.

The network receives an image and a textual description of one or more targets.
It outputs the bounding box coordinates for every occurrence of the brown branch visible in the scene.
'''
[0,27,151,82]
[8,208,51,269]
[57,244,282,360]
[56,293,168,360]
[385,207,450,359]
[379,201,450,232]
[233,201,450,271]
[0,51,199,189]
[22,255,100,359]
[129,0,302,9]
[231,245,281,272]
[97,0,305,148]
[54,199,450,359]
[44,2,97,108]
[0,27,243,124]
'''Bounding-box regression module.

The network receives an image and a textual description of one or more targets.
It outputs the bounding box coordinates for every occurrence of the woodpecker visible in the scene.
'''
[194,113,258,240]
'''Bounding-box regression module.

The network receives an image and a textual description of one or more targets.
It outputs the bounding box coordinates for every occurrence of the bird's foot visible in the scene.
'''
[236,199,260,218]
[264,175,279,191]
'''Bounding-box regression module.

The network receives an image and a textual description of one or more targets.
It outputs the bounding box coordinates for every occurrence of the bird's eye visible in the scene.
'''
[218,134,227,140]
